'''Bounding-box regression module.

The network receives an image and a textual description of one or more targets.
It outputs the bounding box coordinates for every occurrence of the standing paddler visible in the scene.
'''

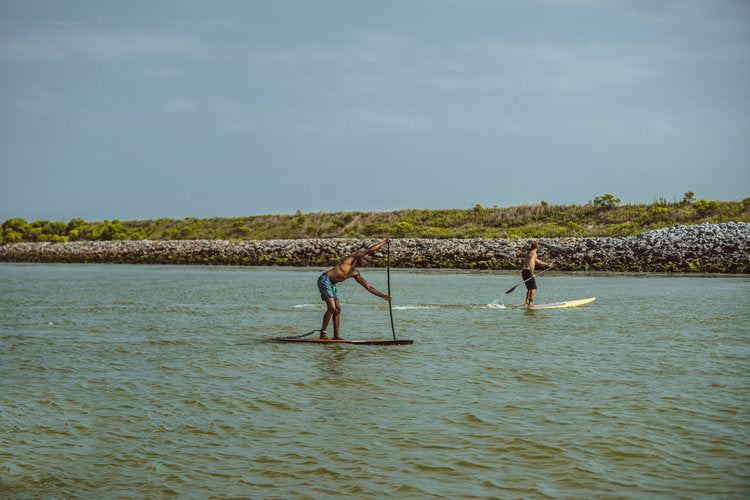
[317,238,392,339]
[522,241,554,307]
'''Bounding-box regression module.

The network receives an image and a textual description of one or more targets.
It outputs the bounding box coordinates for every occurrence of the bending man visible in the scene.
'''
[522,241,553,307]
[317,238,392,339]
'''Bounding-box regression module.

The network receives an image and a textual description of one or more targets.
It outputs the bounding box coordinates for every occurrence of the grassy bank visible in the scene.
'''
[3,196,749,244]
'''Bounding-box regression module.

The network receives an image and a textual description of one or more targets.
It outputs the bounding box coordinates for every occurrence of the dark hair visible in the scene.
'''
[530,241,539,249]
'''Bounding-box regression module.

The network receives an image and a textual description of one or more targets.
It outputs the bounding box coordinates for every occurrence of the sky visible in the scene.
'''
[1,0,748,222]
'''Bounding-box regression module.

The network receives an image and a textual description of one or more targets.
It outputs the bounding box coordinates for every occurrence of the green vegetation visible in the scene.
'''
[593,193,621,208]
[1,218,141,243]
[3,194,749,244]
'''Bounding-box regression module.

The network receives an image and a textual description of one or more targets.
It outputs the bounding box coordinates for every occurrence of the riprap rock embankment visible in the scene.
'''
[1,222,747,272]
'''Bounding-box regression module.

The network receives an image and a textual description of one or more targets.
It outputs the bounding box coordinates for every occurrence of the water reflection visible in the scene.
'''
[315,347,349,378]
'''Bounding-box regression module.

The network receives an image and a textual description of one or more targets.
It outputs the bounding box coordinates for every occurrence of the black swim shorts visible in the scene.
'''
[522,269,536,290]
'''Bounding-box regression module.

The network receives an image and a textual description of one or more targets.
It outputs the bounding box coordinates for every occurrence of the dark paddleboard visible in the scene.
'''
[272,337,413,345]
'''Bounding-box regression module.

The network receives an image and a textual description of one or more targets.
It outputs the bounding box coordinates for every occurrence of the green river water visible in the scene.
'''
[1,263,748,498]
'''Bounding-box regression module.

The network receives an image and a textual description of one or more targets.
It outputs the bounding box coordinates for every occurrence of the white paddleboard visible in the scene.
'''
[512,297,596,309]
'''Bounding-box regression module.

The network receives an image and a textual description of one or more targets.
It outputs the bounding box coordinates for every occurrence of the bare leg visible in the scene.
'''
[321,297,336,339]
[332,299,341,339]
[528,289,536,306]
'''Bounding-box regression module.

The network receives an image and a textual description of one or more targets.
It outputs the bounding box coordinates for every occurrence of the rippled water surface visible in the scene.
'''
[1,263,749,498]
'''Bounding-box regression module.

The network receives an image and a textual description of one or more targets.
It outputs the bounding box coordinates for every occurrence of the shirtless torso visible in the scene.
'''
[523,248,549,273]
[326,253,364,284]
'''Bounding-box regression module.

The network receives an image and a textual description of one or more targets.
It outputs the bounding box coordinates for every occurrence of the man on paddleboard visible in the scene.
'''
[317,238,392,339]
[522,241,553,307]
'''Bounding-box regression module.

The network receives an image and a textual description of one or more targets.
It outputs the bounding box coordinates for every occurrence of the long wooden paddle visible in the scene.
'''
[505,267,552,294]
[387,240,396,340]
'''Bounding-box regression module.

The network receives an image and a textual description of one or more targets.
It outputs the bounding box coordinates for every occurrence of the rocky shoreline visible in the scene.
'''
[1,222,748,273]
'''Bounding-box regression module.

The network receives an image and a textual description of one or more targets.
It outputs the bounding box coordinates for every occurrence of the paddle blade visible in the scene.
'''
[505,285,518,294]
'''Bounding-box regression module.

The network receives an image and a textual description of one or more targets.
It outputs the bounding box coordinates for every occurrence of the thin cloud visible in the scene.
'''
[15,86,56,113]
[0,22,201,62]
[161,97,196,115]
[231,33,665,97]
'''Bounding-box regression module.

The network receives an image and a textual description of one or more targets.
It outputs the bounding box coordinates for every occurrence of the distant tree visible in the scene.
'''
[2,219,31,242]
[393,222,414,237]
[29,227,44,241]
[2,229,23,243]
[593,194,621,209]
[49,221,67,236]
[97,220,129,240]
[71,224,93,240]
[682,191,695,203]
[66,218,86,232]
[2,218,29,232]
[693,199,719,215]
[294,210,306,225]
[98,223,115,241]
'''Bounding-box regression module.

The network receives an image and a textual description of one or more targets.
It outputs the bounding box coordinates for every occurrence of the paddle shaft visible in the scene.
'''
[387,241,396,340]
[505,267,552,294]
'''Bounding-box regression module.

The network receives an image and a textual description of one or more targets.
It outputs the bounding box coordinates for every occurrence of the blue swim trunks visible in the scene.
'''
[317,273,338,300]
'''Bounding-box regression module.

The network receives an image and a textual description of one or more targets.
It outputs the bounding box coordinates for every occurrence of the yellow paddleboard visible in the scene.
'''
[517,297,596,309]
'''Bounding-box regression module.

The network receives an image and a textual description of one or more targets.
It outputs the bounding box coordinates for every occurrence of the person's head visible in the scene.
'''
[530,241,539,250]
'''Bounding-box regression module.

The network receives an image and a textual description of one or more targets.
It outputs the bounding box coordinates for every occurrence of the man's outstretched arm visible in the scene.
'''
[366,238,391,254]
[350,238,391,261]
[535,257,553,269]
[354,274,391,301]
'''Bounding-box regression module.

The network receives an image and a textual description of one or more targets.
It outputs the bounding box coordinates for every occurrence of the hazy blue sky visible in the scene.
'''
[1,0,748,222]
